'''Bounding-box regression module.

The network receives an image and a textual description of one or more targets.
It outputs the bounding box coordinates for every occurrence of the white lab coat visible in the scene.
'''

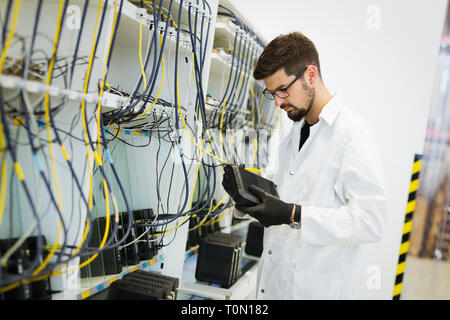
[235,93,387,299]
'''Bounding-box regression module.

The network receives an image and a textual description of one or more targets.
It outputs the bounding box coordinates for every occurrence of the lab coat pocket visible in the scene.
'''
[281,169,315,202]
[294,271,340,300]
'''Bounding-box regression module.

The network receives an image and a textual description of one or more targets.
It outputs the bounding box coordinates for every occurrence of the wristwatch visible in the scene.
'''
[289,205,302,229]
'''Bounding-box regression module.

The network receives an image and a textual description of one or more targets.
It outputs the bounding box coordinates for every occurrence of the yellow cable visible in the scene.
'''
[0,0,21,236]
[182,59,230,232]
[150,172,198,237]
[138,0,181,29]
[189,45,261,173]
[0,153,6,229]
[31,0,119,280]
[162,36,225,166]
[0,104,7,233]
[33,0,66,277]
[43,0,64,209]
[258,89,266,126]
[218,65,233,160]
[249,80,256,129]
[0,1,64,290]
[137,35,165,117]
[248,81,259,165]
[53,0,120,275]
[204,206,231,226]
[0,1,28,293]
[81,1,104,213]
[0,281,20,294]
[189,194,228,231]
[25,1,115,281]
[150,144,203,238]
[138,17,147,90]
[149,48,213,238]
[31,3,120,281]
[0,0,21,75]
[218,98,227,159]
[81,0,120,263]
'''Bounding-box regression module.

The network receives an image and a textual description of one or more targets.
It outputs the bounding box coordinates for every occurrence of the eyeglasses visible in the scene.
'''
[262,67,307,100]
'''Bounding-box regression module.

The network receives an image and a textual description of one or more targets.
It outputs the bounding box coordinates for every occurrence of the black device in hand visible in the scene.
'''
[222,164,279,207]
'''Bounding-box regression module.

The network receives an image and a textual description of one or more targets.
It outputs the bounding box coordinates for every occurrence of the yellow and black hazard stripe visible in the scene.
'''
[393,153,422,300]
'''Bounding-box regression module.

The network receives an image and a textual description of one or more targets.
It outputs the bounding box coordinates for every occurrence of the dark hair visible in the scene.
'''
[253,32,321,80]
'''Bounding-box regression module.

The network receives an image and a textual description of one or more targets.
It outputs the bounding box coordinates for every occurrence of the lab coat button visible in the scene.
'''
[289,171,294,175]
[268,250,272,255]
[261,289,265,293]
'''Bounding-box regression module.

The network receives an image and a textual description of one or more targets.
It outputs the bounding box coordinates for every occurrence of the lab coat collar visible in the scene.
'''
[318,92,345,127]
[286,93,344,147]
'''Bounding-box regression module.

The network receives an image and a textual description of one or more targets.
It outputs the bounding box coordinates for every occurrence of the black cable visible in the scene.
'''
[0,89,45,287]
[4,0,72,279]
[1,0,13,49]
[69,0,89,89]
[210,24,239,128]
[104,0,174,125]
[222,32,247,129]
[82,0,137,254]
[187,2,208,134]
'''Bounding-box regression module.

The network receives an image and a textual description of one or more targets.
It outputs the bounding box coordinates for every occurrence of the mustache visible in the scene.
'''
[280,104,295,110]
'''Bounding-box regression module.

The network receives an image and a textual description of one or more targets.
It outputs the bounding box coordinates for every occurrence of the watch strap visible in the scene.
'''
[294,205,302,223]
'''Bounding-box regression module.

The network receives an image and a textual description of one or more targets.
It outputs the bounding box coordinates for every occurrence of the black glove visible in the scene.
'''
[235,185,294,228]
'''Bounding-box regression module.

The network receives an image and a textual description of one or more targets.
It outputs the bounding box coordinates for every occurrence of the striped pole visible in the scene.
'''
[393,153,423,300]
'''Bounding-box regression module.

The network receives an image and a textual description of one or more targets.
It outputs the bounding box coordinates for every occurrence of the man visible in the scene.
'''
[222,32,387,299]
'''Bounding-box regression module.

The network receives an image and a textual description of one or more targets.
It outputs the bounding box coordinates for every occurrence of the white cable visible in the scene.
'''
[118,225,152,250]
[1,221,38,267]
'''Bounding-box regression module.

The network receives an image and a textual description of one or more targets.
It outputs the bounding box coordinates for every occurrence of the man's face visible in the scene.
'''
[263,67,315,122]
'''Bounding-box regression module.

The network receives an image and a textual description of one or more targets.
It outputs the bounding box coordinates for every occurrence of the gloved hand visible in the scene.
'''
[235,185,294,228]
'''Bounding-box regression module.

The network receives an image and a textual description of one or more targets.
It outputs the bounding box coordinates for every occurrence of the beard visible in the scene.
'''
[282,84,315,122]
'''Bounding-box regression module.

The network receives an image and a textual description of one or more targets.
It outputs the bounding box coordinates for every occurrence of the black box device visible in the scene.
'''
[224,164,279,207]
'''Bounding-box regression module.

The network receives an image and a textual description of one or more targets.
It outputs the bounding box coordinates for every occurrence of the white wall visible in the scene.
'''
[228,0,447,299]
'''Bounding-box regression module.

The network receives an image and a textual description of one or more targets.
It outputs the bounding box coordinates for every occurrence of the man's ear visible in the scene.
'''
[305,65,319,86]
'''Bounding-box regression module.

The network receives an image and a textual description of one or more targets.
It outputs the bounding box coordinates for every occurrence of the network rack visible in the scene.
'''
[0,0,275,300]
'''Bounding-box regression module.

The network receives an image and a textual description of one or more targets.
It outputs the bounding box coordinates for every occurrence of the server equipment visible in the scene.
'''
[0,0,270,299]
[117,211,140,265]
[133,209,158,262]
[186,202,222,251]
[195,232,244,288]
[0,236,51,300]
[80,217,123,278]
[107,269,179,300]
[224,164,279,207]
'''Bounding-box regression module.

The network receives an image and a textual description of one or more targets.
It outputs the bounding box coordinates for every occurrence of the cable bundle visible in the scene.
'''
[0,0,274,300]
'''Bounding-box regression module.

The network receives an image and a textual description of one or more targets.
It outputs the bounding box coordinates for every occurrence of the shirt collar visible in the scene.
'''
[318,92,345,126]
[287,93,344,143]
